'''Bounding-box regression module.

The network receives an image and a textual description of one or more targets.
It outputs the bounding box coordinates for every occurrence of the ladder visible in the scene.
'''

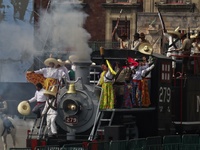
[88,86,115,141]
[37,116,46,139]
[96,110,115,139]
[27,116,46,139]
[27,118,38,139]
[88,110,115,141]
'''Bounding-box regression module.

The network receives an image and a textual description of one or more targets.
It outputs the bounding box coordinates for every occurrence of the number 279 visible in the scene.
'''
[159,87,171,103]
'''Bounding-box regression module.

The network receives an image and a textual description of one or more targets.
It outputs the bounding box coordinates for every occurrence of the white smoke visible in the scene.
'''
[0,0,92,82]
[38,0,92,61]
[0,0,36,82]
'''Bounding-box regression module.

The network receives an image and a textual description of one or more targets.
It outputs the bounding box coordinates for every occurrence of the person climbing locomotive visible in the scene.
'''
[41,85,58,138]
[26,57,65,90]
[27,83,46,119]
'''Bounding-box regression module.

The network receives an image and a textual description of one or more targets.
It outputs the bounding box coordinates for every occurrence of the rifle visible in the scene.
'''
[158,9,166,33]
[112,9,123,38]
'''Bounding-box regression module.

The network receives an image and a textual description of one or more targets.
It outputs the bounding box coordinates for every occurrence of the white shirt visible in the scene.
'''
[164,33,181,57]
[42,98,57,115]
[192,42,200,54]
[28,88,46,103]
[97,70,114,85]
[141,64,155,78]
[34,67,65,80]
[104,70,114,82]
[131,40,140,50]
[132,65,148,80]
[58,66,70,80]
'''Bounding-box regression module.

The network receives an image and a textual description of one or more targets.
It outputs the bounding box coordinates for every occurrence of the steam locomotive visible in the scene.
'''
[3,47,197,148]
[31,48,200,147]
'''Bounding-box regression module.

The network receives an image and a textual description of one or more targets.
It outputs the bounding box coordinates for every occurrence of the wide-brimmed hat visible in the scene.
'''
[69,55,78,63]
[138,43,153,55]
[168,27,181,38]
[44,58,58,67]
[65,60,71,64]
[190,33,200,39]
[17,101,31,116]
[43,85,58,97]
[57,59,65,66]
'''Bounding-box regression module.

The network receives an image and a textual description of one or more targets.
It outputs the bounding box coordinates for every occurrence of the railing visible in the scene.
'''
[88,41,120,51]
[11,134,200,150]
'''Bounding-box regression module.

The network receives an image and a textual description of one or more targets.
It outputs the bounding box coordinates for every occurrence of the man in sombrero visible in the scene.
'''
[41,85,58,138]
[163,27,182,77]
[56,59,70,81]
[26,57,65,90]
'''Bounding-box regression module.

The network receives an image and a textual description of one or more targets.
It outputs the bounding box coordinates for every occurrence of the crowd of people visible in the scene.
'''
[94,30,155,110]
[97,55,155,110]
[163,27,200,77]
[115,27,200,78]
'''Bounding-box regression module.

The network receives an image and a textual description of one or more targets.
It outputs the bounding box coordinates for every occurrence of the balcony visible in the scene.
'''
[155,1,195,12]
[103,0,141,9]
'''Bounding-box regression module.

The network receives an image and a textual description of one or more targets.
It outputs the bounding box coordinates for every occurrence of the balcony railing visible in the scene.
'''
[88,41,120,51]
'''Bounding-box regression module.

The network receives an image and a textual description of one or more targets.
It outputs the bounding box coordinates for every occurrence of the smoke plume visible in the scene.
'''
[38,0,92,61]
[0,0,36,82]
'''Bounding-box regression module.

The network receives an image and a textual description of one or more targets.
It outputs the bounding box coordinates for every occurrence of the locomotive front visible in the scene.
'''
[56,61,99,137]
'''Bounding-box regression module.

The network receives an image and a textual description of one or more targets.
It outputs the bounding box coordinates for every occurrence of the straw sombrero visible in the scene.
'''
[57,59,65,66]
[65,60,71,64]
[168,27,181,38]
[44,58,58,67]
[43,85,58,97]
[17,101,31,116]
[69,55,78,63]
[138,43,153,55]
[190,33,200,39]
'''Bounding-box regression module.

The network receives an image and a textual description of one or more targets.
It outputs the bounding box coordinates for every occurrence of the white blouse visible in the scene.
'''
[34,67,65,80]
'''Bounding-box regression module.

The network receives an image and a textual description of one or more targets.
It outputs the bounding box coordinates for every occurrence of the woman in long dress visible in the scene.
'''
[97,60,116,109]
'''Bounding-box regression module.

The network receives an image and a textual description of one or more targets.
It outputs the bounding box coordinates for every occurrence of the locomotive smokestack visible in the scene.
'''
[73,61,92,85]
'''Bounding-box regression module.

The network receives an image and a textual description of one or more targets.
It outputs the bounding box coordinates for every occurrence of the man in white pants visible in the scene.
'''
[42,85,58,138]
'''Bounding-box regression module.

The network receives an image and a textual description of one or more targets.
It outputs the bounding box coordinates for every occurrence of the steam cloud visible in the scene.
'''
[38,0,92,61]
[0,0,92,82]
[0,0,35,82]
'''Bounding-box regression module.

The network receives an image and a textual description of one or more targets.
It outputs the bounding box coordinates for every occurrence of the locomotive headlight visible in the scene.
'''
[68,104,77,111]
[63,99,81,116]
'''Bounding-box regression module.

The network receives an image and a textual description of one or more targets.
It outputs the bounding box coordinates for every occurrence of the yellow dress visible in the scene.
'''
[26,72,58,90]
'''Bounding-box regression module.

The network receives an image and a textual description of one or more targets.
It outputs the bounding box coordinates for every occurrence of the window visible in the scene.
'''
[161,63,171,82]
[112,20,130,41]
[165,0,185,4]
[114,0,129,2]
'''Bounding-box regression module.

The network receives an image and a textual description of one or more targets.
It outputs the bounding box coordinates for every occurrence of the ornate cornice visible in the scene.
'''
[155,3,195,12]
[102,3,141,10]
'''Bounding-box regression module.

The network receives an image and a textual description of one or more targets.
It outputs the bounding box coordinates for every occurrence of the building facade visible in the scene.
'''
[34,0,200,54]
